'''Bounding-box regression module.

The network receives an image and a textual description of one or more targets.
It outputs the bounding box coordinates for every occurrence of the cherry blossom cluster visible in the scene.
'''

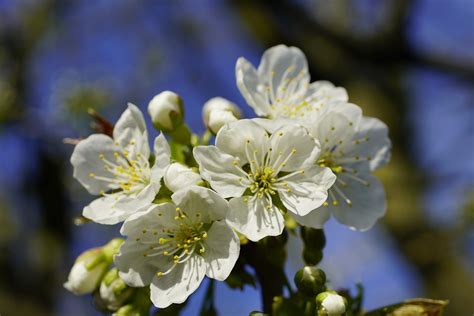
[65,45,390,314]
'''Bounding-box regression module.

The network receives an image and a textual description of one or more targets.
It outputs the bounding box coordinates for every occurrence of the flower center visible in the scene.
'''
[89,140,150,194]
[137,207,209,278]
[249,166,277,198]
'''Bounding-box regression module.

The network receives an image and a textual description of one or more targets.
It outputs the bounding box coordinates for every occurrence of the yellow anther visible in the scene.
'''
[278,132,284,136]
[157,272,163,277]
[163,251,169,255]
[332,201,339,206]
[142,229,147,234]
[246,139,251,144]
[330,127,335,131]
[286,188,292,193]
[202,232,208,238]
[233,160,238,166]
[199,248,205,254]
[291,148,297,154]
[174,216,180,220]
[89,172,95,177]
[323,202,329,206]
[99,154,105,160]
[159,238,167,244]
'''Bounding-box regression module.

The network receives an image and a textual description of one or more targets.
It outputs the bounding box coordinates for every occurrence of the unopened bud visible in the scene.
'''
[148,91,184,132]
[113,304,141,316]
[64,248,109,295]
[164,163,202,192]
[202,97,241,134]
[97,268,134,311]
[294,266,326,297]
[316,291,347,316]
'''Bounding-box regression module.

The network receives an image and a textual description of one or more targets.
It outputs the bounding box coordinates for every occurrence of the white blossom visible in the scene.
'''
[296,102,391,230]
[147,91,183,131]
[71,103,171,224]
[64,248,109,295]
[164,162,202,192]
[194,119,336,241]
[115,186,240,308]
[236,44,347,119]
[317,292,347,316]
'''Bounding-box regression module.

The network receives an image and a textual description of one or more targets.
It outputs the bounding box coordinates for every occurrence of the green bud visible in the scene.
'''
[96,268,134,312]
[64,248,109,295]
[114,304,142,316]
[294,266,326,297]
[300,227,326,250]
[303,247,323,266]
[148,91,184,132]
[316,291,347,316]
[102,238,125,261]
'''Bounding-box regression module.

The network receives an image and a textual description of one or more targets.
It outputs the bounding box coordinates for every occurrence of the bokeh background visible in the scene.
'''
[0,0,473,315]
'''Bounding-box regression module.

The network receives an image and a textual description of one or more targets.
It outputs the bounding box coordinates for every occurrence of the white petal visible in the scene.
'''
[151,133,171,181]
[350,117,391,171]
[306,106,359,150]
[116,238,169,287]
[83,183,158,225]
[291,207,331,229]
[215,119,269,163]
[236,57,272,116]
[203,221,240,281]
[171,186,229,222]
[71,134,119,195]
[330,174,386,231]
[227,196,284,242]
[113,103,150,157]
[208,109,238,134]
[305,81,348,104]
[119,203,178,236]
[164,162,202,192]
[252,117,299,134]
[278,166,336,216]
[193,146,247,198]
[116,203,178,286]
[150,255,206,308]
[257,45,310,105]
[268,124,320,172]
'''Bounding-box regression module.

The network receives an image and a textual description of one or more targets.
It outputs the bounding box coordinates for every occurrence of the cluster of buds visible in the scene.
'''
[64,239,139,313]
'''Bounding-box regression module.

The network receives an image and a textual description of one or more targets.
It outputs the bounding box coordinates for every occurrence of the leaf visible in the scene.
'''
[364,298,449,316]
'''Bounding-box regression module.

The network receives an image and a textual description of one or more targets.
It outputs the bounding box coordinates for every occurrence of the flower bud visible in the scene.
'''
[316,291,347,316]
[164,162,202,192]
[97,268,134,311]
[64,248,109,295]
[294,266,326,297]
[113,304,141,316]
[202,97,241,134]
[64,238,124,295]
[148,91,184,132]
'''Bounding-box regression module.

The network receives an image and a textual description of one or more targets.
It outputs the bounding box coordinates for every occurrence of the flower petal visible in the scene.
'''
[291,207,331,229]
[268,124,320,172]
[113,103,150,158]
[116,238,169,287]
[171,186,229,222]
[257,45,310,105]
[349,117,391,171]
[330,174,386,231]
[193,146,247,198]
[215,119,269,163]
[150,255,206,308]
[236,57,272,116]
[83,183,158,225]
[151,133,171,182]
[71,134,120,195]
[305,81,348,105]
[278,166,336,216]
[227,196,284,242]
[203,221,240,281]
